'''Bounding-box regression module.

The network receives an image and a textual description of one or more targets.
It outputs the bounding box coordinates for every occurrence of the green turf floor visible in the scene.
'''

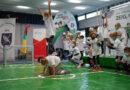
[0,62,130,90]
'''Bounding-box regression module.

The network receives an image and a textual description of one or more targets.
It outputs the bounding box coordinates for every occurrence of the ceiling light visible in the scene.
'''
[75,6,86,10]
[16,6,30,9]
[68,0,82,3]
[44,2,57,6]
[51,10,59,13]
[100,0,110,1]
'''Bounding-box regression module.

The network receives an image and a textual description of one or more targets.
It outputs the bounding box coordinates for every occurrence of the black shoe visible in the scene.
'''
[125,72,130,75]
[88,66,92,69]
[81,63,85,66]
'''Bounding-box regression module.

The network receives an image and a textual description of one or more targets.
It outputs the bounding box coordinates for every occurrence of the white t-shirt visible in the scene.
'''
[68,40,73,51]
[76,38,84,51]
[122,56,130,64]
[46,56,61,67]
[71,47,81,60]
[89,38,101,56]
[63,39,70,50]
[43,16,55,38]
[116,28,127,40]
[96,27,104,41]
[85,47,93,58]
[112,38,125,56]
[100,27,109,39]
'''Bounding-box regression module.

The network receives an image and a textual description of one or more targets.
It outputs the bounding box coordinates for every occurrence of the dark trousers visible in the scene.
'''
[70,58,82,65]
[93,55,100,65]
[101,41,104,54]
[80,51,83,60]
[123,63,130,73]
[49,63,70,75]
[115,56,123,71]
[63,50,70,59]
[80,51,86,66]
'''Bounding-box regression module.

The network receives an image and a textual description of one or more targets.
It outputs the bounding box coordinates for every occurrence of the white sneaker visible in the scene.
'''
[100,54,104,56]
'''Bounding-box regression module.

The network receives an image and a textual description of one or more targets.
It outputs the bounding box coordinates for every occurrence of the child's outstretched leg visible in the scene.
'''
[96,55,101,72]
[60,69,70,74]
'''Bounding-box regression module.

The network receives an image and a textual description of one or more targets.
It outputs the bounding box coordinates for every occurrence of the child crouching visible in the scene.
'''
[122,47,130,75]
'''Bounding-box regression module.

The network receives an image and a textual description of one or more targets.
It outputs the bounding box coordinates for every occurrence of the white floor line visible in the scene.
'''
[0,67,129,82]
[102,71,130,77]
[5,64,33,67]
[51,74,76,80]
[0,72,103,82]
[0,77,39,82]
[1,65,76,69]
[1,65,130,77]
[0,66,42,69]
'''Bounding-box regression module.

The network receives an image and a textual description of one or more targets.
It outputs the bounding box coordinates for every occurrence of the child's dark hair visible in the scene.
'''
[73,41,76,46]
[90,33,96,38]
[38,57,43,63]
[80,35,84,38]
[124,47,130,52]
[93,26,98,29]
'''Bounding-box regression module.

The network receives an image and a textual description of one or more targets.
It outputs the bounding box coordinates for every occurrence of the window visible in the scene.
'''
[78,15,85,21]
[86,11,101,19]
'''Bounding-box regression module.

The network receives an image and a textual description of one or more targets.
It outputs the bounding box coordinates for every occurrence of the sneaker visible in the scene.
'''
[97,66,101,72]
[100,54,104,56]
[124,71,130,75]
[92,65,96,71]
[88,66,92,69]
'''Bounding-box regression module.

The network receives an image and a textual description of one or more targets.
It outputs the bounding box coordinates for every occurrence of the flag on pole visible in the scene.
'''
[20,25,30,53]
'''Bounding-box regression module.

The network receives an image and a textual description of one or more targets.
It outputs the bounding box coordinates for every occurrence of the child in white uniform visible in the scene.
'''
[70,41,82,68]
[38,56,70,77]
[37,1,55,38]
[63,36,70,59]
[37,2,55,56]
[101,15,111,56]
[76,35,84,65]
[106,31,125,72]
[88,33,101,71]
[115,23,127,45]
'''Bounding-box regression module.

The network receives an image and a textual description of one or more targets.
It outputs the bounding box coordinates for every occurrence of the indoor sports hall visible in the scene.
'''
[0,0,130,90]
